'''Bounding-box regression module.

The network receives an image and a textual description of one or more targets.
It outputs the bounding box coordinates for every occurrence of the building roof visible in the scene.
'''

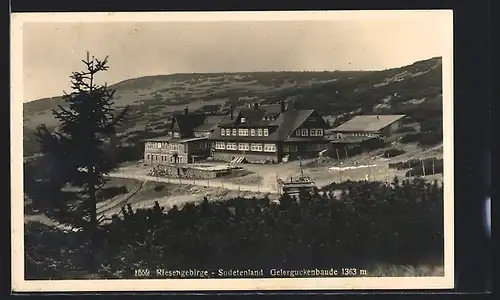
[219,103,284,127]
[328,136,375,144]
[144,136,208,143]
[144,136,177,142]
[193,115,225,132]
[172,112,207,133]
[332,114,406,132]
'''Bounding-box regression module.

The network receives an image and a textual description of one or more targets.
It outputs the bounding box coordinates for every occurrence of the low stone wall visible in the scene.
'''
[148,164,231,179]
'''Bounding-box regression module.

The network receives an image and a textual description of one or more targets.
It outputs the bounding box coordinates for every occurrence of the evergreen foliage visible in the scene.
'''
[26,178,444,279]
[32,53,129,269]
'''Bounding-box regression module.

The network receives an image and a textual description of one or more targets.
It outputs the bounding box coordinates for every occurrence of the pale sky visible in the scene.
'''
[22,14,451,102]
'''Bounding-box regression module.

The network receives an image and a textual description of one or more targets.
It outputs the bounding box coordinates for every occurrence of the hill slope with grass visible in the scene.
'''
[23,57,443,157]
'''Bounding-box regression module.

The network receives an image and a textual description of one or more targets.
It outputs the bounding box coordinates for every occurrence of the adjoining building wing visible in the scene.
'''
[332,114,406,138]
[333,114,406,132]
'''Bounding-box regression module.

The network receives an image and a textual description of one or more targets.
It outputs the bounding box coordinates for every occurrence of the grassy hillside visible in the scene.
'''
[23,57,443,157]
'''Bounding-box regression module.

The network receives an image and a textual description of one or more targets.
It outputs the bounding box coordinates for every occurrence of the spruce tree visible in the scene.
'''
[35,52,129,270]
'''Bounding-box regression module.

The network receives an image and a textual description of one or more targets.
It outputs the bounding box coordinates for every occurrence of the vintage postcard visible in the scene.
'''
[11,10,454,292]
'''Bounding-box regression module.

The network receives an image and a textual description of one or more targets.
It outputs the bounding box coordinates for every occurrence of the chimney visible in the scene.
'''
[280,100,285,113]
[230,105,234,120]
[184,106,189,114]
[376,115,379,120]
[253,102,259,110]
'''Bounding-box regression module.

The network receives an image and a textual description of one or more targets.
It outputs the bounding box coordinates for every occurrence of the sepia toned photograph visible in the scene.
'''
[11,11,454,292]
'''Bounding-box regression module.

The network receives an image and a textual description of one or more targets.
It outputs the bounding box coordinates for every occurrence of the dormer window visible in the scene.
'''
[221,128,225,136]
[232,129,237,136]
[226,129,230,136]
[263,129,269,136]
[301,128,308,136]
[250,129,256,136]
[241,117,246,123]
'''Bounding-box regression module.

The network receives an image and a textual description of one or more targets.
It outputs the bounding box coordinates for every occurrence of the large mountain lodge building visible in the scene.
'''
[209,100,330,163]
[143,99,407,165]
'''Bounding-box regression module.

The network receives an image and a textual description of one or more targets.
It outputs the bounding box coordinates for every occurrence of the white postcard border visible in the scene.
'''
[11,10,455,292]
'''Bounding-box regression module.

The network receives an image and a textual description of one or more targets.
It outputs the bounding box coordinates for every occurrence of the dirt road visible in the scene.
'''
[107,171,279,194]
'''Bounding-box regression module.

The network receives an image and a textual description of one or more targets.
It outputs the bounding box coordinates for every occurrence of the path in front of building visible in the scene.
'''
[107,171,280,194]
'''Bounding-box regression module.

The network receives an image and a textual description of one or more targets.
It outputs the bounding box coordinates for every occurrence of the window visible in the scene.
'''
[263,129,269,136]
[238,128,248,136]
[226,129,230,136]
[173,132,179,138]
[221,128,225,136]
[258,129,263,136]
[310,128,323,136]
[147,155,150,160]
[251,143,263,151]
[226,142,237,150]
[215,142,225,149]
[263,143,276,152]
[301,128,309,136]
[241,117,246,123]
[238,143,249,151]
[232,129,237,136]
[251,129,256,136]
[157,142,162,149]
[295,129,301,136]
[178,156,183,163]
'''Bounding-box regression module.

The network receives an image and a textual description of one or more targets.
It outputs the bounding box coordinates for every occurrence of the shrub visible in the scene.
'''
[401,132,442,146]
[383,148,406,158]
[25,178,444,279]
[405,159,443,177]
[154,184,166,192]
[389,157,443,177]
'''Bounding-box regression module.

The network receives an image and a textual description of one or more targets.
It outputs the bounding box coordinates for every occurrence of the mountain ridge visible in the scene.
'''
[23,56,443,157]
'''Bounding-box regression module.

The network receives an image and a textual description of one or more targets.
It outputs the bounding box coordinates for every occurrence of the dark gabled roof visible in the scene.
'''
[289,110,315,136]
[144,136,208,143]
[172,113,207,132]
[193,115,225,132]
[333,114,406,132]
[219,103,283,127]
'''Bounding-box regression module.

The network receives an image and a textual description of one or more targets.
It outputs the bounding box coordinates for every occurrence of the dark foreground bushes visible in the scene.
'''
[389,157,444,177]
[401,132,443,147]
[383,148,406,158]
[25,178,444,279]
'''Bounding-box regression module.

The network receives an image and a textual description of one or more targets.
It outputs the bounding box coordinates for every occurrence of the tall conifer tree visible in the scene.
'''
[35,52,129,269]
